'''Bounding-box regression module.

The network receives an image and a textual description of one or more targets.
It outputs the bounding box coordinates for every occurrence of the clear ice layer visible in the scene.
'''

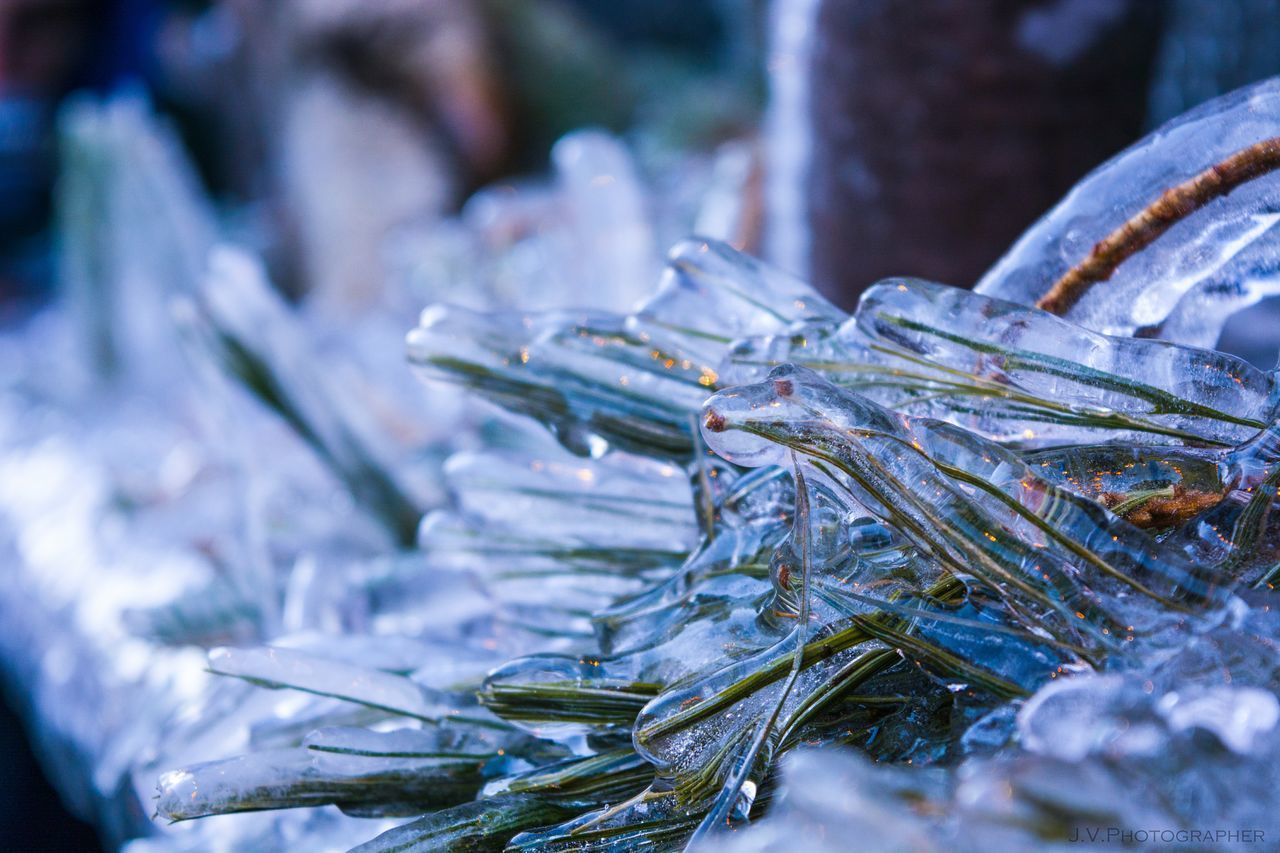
[977,77,1280,353]
[5,80,1280,853]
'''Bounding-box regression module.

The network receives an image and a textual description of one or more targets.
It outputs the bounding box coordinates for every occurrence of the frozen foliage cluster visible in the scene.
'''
[4,80,1280,852]
[0,95,744,849]
[978,78,1280,353]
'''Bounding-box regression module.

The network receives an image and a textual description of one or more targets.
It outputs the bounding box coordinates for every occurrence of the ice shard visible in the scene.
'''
[977,77,1280,353]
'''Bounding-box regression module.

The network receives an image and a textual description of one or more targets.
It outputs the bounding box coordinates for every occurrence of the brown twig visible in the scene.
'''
[1036,136,1280,315]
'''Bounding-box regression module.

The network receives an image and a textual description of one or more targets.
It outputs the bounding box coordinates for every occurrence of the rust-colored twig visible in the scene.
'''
[1036,136,1280,315]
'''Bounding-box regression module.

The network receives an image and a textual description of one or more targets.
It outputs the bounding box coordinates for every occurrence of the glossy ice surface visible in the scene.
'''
[6,82,1280,852]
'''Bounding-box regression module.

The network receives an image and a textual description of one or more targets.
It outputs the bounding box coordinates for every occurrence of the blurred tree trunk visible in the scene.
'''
[796,0,1164,305]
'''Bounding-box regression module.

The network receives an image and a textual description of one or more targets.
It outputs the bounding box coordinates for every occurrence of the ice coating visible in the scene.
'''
[613,461,1051,843]
[390,127,732,318]
[477,452,1023,845]
[206,647,464,723]
[155,724,557,821]
[476,463,793,743]
[856,280,1276,445]
[706,375,1280,851]
[407,304,712,458]
[728,611,1280,851]
[349,795,578,852]
[444,447,697,552]
[0,96,404,848]
[407,238,836,460]
[57,94,217,384]
[702,365,1232,657]
[977,77,1280,351]
[552,131,660,312]
[415,445,700,640]
[591,463,790,656]
[11,75,1280,851]
[726,277,1279,447]
[196,248,429,544]
[418,511,660,640]
[715,750,948,853]
[5,104,784,850]
[633,237,841,366]
[153,745,464,822]
[194,244,1280,849]
[1021,673,1280,761]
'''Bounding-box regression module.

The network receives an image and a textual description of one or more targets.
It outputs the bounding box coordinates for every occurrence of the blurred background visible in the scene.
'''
[2,0,1280,849]
[7,0,1280,315]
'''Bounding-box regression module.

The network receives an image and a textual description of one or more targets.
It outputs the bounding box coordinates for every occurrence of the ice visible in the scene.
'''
[205,647,459,723]
[1017,674,1163,762]
[714,749,945,853]
[389,128,737,318]
[727,278,1279,447]
[411,444,700,641]
[435,276,1279,845]
[1158,686,1279,753]
[155,731,494,821]
[193,248,430,545]
[730,607,1280,850]
[127,808,405,853]
[443,446,697,552]
[3,102,760,849]
[407,238,836,460]
[977,77,1280,354]
[551,131,660,312]
[701,365,1231,658]
[153,697,569,822]
[591,463,791,657]
[57,93,217,384]
[350,795,578,852]
[9,76,1280,852]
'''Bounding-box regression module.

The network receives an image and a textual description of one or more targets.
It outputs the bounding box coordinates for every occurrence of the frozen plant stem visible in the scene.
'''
[688,454,815,842]
[1037,136,1280,315]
